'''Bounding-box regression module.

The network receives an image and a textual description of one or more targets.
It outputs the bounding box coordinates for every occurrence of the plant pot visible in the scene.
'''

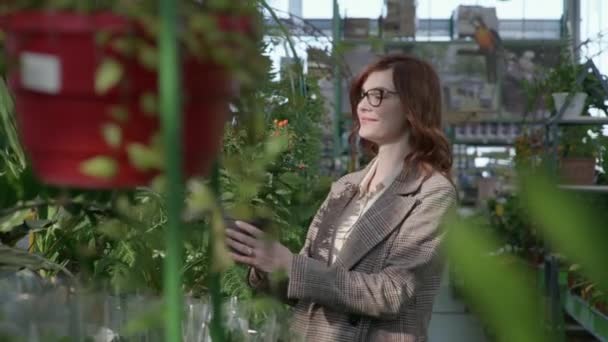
[559,157,596,185]
[552,92,588,118]
[3,11,252,188]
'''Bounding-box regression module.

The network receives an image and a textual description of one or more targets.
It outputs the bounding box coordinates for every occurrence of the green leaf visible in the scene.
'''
[265,135,288,159]
[150,174,167,193]
[519,170,608,291]
[0,245,73,277]
[220,191,235,201]
[445,212,547,342]
[275,188,291,196]
[79,156,118,179]
[101,123,122,148]
[97,219,128,240]
[95,58,123,95]
[127,143,163,171]
[279,172,301,187]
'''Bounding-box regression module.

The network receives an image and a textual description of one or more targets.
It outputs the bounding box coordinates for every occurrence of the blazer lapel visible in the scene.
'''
[334,166,426,270]
[307,162,373,264]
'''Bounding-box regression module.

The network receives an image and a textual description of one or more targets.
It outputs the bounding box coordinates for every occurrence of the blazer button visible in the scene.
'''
[348,315,360,326]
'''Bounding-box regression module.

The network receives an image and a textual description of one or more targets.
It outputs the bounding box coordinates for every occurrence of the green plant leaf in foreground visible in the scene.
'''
[0,245,73,277]
[445,211,547,342]
[80,156,118,179]
[101,123,122,148]
[127,143,163,171]
[519,170,608,291]
[95,58,123,95]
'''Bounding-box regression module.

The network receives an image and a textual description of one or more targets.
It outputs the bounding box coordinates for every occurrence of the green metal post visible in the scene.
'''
[159,0,184,341]
[332,0,343,169]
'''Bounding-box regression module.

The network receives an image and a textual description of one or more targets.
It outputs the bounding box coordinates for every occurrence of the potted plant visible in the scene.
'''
[523,46,608,120]
[0,1,262,189]
[558,124,608,185]
[544,57,587,119]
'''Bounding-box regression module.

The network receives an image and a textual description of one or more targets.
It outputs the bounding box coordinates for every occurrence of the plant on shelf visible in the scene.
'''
[558,123,608,185]
[523,43,608,119]
[567,264,608,316]
[520,45,608,185]
[486,194,544,266]
[513,128,545,171]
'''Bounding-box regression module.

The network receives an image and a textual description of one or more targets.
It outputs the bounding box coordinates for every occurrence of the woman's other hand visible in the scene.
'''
[225,220,293,274]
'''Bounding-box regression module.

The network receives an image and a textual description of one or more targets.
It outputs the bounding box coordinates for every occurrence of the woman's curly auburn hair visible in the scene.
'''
[348,53,452,179]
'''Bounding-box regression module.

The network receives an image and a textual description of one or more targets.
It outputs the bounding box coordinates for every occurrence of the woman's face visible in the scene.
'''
[357,68,407,145]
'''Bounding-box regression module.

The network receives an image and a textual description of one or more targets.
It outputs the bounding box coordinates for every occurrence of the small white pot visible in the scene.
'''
[552,92,588,118]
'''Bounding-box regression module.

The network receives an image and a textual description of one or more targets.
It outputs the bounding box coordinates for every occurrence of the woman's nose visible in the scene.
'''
[358,99,372,112]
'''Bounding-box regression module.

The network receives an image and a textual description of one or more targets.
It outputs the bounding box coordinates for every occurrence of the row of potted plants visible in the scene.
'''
[567,264,608,316]
[483,189,608,330]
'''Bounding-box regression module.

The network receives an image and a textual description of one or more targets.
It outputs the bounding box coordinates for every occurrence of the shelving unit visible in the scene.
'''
[558,185,608,193]
[452,139,515,147]
[563,291,608,341]
[555,117,608,125]
[543,58,608,342]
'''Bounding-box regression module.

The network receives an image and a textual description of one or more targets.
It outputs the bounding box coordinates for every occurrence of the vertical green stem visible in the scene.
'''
[209,162,226,342]
[159,0,184,341]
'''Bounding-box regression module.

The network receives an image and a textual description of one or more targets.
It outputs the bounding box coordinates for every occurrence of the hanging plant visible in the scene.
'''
[0,1,264,189]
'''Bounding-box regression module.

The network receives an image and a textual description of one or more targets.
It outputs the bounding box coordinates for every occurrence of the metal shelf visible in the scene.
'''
[563,291,608,342]
[557,117,608,125]
[266,18,563,40]
[558,185,608,193]
[340,38,563,47]
[453,139,515,146]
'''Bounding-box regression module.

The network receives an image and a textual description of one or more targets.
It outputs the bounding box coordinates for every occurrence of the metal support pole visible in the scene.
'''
[332,0,343,173]
[566,0,581,60]
[159,0,184,341]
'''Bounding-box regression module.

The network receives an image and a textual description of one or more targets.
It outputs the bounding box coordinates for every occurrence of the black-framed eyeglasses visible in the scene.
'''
[359,87,398,107]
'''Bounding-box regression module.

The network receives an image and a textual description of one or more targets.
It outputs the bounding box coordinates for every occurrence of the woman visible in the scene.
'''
[226,54,456,341]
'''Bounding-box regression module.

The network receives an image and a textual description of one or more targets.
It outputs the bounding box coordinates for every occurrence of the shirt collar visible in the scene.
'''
[358,158,404,198]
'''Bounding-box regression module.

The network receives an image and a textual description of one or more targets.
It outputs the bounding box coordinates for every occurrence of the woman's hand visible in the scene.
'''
[225,220,294,274]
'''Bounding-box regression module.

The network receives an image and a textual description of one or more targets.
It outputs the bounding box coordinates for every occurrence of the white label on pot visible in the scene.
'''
[20,52,61,94]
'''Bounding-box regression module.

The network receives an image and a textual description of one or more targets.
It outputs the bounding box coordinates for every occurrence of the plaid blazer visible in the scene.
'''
[249,161,457,341]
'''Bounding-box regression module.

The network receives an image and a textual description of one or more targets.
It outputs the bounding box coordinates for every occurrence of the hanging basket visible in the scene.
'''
[2,11,252,188]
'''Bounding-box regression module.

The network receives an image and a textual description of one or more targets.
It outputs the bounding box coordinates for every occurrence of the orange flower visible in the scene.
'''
[277,119,288,128]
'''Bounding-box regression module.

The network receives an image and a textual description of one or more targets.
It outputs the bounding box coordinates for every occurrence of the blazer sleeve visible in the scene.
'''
[285,182,457,319]
[247,187,334,301]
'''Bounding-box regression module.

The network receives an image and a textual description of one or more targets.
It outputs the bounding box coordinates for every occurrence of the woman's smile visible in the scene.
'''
[360,116,379,123]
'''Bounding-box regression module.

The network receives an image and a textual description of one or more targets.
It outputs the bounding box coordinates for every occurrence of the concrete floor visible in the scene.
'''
[428,268,488,342]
